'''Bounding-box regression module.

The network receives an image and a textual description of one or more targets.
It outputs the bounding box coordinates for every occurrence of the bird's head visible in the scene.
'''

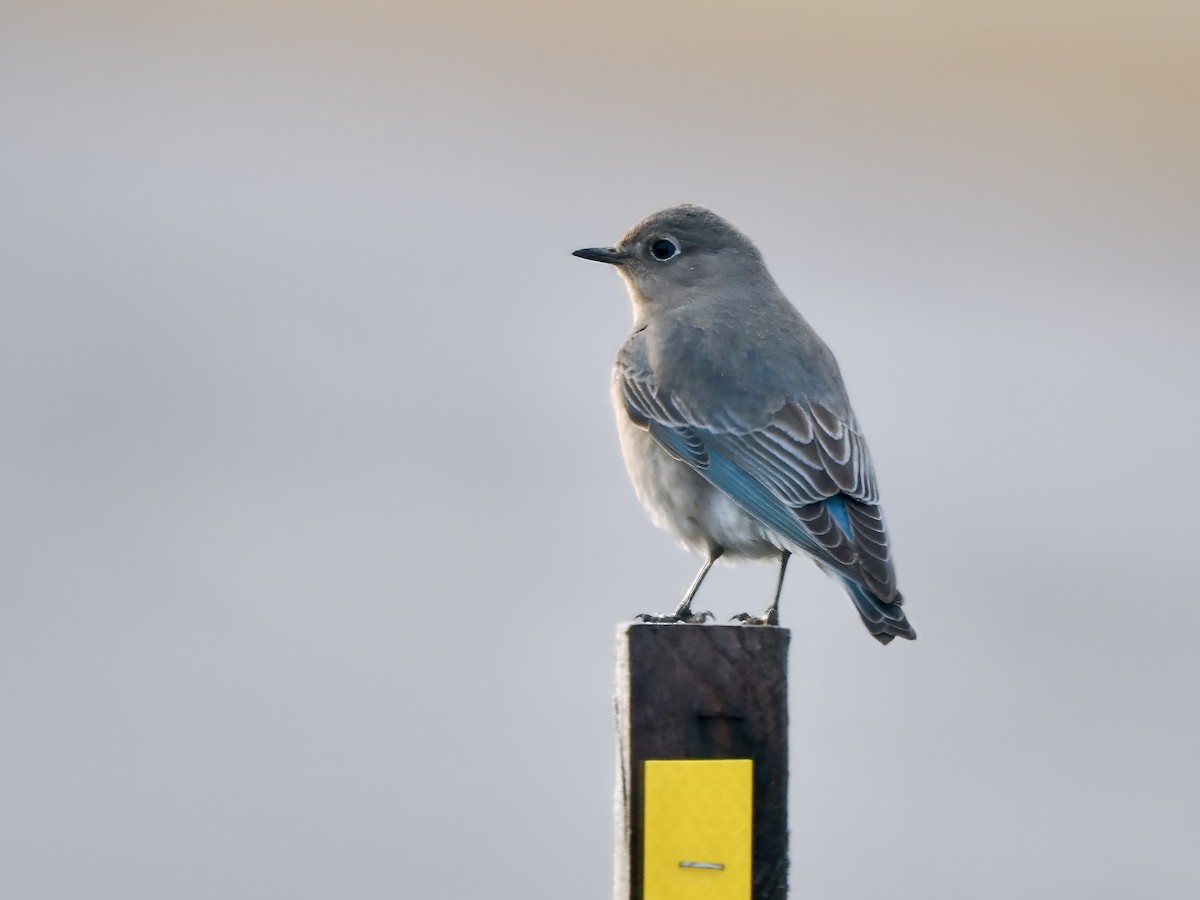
[573,204,766,313]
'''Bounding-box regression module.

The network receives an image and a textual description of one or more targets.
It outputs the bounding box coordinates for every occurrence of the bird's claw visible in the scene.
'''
[731,610,779,626]
[635,610,714,624]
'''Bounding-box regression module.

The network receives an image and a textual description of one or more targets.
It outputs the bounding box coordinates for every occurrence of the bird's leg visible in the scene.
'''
[733,550,790,626]
[636,547,722,624]
[671,550,721,621]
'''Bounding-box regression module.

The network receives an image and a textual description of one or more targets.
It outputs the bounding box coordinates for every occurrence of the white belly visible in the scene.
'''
[613,388,781,561]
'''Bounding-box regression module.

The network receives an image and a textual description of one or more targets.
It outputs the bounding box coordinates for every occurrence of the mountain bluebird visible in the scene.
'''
[573,204,915,644]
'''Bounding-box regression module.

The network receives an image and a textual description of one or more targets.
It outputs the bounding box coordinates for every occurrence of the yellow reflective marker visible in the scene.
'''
[643,759,753,900]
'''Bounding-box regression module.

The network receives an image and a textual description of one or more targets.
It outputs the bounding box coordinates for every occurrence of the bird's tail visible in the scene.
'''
[840,578,917,645]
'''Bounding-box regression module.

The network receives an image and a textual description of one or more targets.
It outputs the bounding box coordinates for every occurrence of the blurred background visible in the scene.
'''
[2,1,1198,897]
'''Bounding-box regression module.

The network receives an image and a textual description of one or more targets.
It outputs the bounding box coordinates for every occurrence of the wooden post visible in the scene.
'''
[614,622,790,900]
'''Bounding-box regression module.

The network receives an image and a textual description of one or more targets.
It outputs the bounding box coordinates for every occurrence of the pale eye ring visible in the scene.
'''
[649,238,680,261]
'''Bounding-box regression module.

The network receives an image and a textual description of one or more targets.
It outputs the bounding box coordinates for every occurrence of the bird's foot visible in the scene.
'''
[635,610,714,624]
[732,608,779,627]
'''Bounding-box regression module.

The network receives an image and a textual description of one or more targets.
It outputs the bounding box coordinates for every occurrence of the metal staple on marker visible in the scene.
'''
[678,861,725,871]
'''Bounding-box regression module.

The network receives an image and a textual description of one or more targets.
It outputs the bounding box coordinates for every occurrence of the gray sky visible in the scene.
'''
[2,2,1198,897]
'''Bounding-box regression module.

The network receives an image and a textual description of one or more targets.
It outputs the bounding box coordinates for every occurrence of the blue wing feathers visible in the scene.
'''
[626,367,914,642]
[823,495,854,539]
[651,420,846,564]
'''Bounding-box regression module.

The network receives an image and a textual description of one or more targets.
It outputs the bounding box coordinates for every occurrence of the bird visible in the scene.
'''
[573,204,915,644]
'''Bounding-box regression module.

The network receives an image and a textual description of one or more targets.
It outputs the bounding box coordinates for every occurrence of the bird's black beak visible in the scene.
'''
[572,246,626,265]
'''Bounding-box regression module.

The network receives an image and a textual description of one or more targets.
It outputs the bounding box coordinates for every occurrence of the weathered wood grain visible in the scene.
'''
[615,622,790,900]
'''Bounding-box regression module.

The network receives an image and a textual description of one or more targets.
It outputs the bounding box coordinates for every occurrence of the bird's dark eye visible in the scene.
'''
[649,239,679,261]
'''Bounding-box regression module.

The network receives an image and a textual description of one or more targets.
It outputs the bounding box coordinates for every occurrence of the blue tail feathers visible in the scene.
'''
[840,577,916,645]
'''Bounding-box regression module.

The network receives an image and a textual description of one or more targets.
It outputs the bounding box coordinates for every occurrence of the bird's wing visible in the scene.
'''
[620,363,898,601]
